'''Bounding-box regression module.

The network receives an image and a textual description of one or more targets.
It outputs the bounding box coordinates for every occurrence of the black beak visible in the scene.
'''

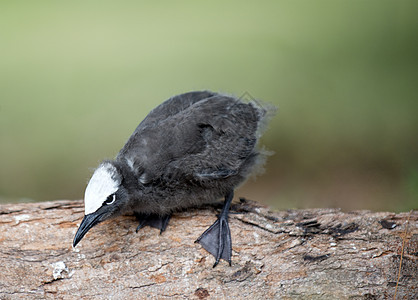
[73,212,103,247]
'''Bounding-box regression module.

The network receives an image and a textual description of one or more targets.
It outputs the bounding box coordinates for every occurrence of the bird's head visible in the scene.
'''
[73,161,128,247]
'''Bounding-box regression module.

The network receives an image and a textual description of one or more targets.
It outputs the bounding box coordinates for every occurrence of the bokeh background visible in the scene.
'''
[1,1,417,212]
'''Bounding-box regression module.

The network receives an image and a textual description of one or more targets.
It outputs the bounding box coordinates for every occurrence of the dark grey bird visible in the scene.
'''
[73,91,274,267]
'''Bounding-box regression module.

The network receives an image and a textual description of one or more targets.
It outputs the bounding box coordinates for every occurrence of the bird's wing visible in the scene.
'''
[118,94,263,184]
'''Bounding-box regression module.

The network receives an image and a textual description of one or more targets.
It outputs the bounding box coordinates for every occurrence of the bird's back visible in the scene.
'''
[136,91,217,129]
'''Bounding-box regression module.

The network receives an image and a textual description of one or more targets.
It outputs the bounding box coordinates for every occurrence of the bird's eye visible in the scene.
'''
[104,194,116,205]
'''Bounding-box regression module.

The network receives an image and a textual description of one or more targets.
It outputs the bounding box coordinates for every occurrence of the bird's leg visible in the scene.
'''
[134,213,171,234]
[195,191,234,267]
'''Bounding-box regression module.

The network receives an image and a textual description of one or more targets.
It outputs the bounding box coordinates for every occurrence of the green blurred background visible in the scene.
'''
[0,1,417,212]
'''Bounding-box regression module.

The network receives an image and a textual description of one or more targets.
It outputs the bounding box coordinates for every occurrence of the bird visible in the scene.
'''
[73,91,274,267]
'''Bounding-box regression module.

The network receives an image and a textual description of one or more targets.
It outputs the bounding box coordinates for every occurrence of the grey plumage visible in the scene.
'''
[73,90,274,267]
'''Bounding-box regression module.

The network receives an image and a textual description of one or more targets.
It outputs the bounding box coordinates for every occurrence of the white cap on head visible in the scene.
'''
[84,163,120,215]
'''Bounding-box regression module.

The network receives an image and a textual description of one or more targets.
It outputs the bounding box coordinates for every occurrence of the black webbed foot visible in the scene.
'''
[196,191,234,267]
[196,213,232,267]
[135,213,171,234]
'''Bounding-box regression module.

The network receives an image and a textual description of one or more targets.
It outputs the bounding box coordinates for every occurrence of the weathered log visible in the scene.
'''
[0,199,416,299]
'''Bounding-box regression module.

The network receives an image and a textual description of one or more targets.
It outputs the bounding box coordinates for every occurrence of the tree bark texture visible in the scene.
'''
[0,199,416,299]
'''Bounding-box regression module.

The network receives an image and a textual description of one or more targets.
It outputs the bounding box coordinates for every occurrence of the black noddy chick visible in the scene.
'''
[73,91,274,267]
